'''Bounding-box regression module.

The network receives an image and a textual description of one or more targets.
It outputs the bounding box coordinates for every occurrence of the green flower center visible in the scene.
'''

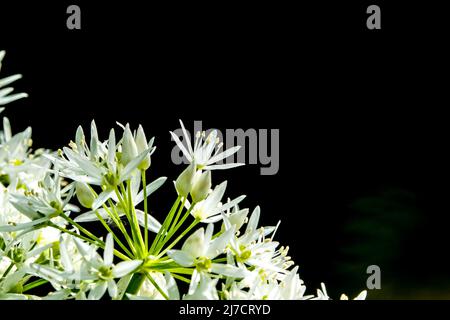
[98,266,113,280]
[102,172,117,188]
[236,245,252,262]
[195,256,212,272]
[9,247,26,264]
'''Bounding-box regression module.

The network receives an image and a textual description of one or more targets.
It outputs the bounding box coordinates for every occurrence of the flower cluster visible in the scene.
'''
[0,51,367,300]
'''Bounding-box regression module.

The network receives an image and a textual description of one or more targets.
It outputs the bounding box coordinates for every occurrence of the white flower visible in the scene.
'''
[168,224,245,278]
[0,173,78,233]
[73,233,142,299]
[183,272,219,300]
[27,235,87,293]
[49,122,155,209]
[119,123,154,171]
[0,95,368,300]
[0,51,28,106]
[277,266,308,300]
[170,120,243,170]
[189,181,245,223]
[0,117,50,188]
[223,206,289,279]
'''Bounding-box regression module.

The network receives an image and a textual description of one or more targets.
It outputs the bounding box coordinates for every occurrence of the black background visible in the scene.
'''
[1,1,450,300]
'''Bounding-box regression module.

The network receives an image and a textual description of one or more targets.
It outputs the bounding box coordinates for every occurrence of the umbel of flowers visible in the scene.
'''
[0,50,367,300]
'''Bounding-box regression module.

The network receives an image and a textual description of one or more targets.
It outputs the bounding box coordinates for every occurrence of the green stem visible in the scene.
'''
[171,274,191,283]
[156,219,199,259]
[114,187,131,222]
[106,200,137,255]
[142,170,149,252]
[127,180,146,257]
[60,212,102,244]
[149,196,181,254]
[22,279,48,292]
[164,267,195,275]
[48,222,129,261]
[1,261,14,278]
[122,272,146,300]
[156,205,194,253]
[120,183,139,248]
[93,210,134,258]
[168,197,187,236]
[145,272,169,300]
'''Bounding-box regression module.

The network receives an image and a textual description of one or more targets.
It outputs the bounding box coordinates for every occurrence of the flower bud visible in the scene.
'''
[136,125,151,170]
[175,162,196,197]
[191,170,211,203]
[121,125,138,166]
[75,182,95,208]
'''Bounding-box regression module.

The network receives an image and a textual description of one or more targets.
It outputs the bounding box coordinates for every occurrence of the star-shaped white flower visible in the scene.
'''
[170,120,244,170]
[73,233,142,299]
[168,224,245,278]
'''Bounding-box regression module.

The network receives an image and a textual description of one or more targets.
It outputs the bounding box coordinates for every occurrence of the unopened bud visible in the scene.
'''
[136,125,151,170]
[175,162,196,197]
[191,170,211,203]
[75,182,95,209]
[121,125,138,166]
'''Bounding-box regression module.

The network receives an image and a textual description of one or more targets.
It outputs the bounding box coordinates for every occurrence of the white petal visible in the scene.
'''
[204,163,245,170]
[135,210,162,233]
[201,215,223,224]
[92,189,114,210]
[207,146,241,164]
[210,195,246,216]
[107,280,118,298]
[0,74,22,88]
[63,147,102,180]
[59,238,73,273]
[112,260,142,278]
[88,281,108,300]
[169,131,192,162]
[120,148,151,182]
[181,228,206,258]
[0,217,48,232]
[104,233,114,267]
[245,206,260,234]
[28,264,66,284]
[211,263,247,278]
[179,120,194,155]
[108,129,117,172]
[204,223,214,244]
[203,181,227,210]
[134,177,167,204]
[74,208,109,223]
[206,227,234,259]
[116,274,132,300]
[188,269,200,295]
[167,250,195,267]
[164,272,180,300]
